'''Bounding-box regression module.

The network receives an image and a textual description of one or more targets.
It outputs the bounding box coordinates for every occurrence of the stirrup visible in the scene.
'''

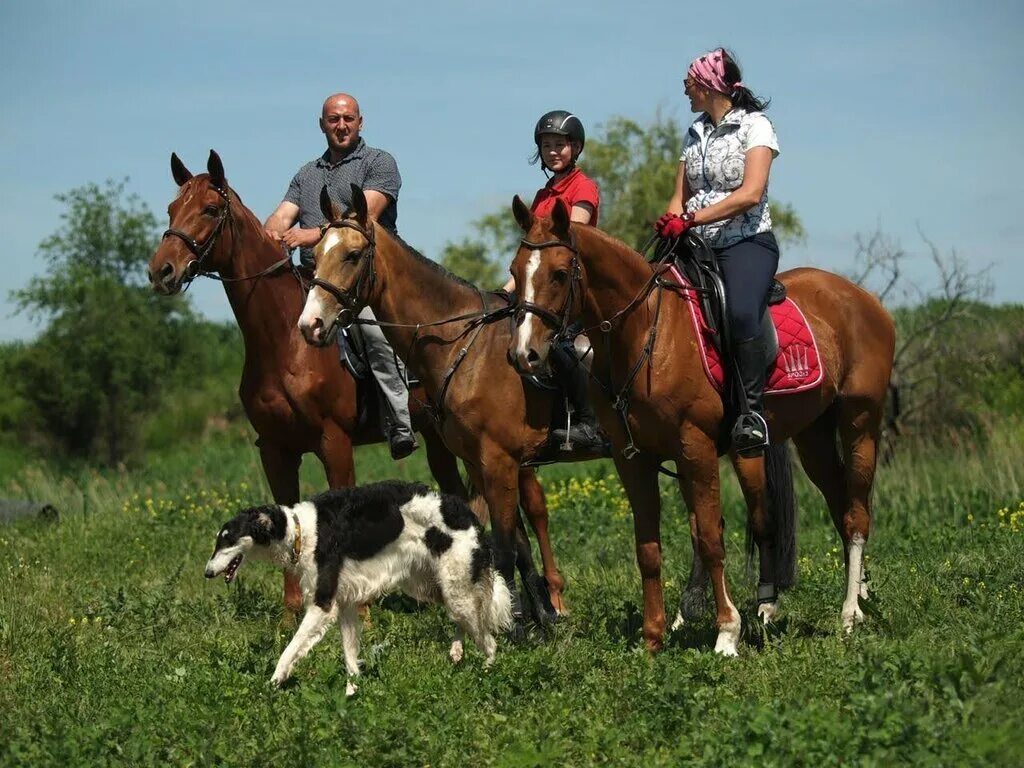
[732,412,769,457]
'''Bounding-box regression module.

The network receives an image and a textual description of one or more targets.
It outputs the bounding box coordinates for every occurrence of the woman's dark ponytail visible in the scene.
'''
[722,49,770,112]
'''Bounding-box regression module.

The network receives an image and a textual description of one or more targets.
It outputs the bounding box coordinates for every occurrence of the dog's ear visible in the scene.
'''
[242,505,284,541]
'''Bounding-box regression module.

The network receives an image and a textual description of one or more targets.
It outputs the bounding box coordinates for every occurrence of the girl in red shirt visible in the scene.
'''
[530,110,600,225]
[514,110,605,453]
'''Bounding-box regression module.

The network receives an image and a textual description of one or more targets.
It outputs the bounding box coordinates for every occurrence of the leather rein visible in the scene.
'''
[308,218,516,423]
[515,230,688,463]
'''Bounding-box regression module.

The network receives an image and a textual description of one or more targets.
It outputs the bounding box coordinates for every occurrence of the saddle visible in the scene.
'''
[668,236,784,370]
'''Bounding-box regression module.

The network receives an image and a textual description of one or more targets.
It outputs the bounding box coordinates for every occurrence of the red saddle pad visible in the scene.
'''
[667,266,824,395]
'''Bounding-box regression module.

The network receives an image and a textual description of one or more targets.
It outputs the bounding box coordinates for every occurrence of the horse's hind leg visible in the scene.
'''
[835,397,882,631]
[259,441,304,614]
[794,406,870,631]
[518,468,567,616]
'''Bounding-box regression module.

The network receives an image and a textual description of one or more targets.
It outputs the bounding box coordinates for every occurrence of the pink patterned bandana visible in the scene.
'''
[687,48,742,95]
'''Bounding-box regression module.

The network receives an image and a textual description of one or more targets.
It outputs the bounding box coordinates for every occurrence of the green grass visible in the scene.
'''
[1,425,1023,767]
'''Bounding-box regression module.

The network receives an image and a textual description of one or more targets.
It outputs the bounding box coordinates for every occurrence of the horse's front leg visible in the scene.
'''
[476,452,528,641]
[258,440,304,614]
[518,468,566,617]
[613,454,665,652]
[678,440,741,656]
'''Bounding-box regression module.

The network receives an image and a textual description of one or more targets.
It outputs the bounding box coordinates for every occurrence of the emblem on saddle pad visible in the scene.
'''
[781,346,812,380]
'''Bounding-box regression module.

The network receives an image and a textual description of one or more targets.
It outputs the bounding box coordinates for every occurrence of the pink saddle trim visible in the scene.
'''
[667,265,824,395]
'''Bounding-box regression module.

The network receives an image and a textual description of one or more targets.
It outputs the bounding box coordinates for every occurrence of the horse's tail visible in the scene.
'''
[746,441,799,590]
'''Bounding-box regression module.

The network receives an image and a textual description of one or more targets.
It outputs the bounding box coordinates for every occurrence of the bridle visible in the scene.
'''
[514,232,583,342]
[161,183,232,282]
[514,228,691,465]
[308,218,378,332]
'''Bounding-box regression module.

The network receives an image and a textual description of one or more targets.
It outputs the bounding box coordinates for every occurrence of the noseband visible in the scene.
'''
[309,218,377,329]
[161,183,232,280]
[515,233,582,341]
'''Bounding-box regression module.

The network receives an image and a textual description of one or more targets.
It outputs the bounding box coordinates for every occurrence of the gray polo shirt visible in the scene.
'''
[283,138,401,265]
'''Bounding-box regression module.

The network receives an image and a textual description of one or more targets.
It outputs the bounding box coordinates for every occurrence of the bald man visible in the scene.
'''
[265,93,416,460]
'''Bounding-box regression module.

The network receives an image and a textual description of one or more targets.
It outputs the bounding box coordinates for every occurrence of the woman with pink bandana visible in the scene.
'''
[655,48,780,456]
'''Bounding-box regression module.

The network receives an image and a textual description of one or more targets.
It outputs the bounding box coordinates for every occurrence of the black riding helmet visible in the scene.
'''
[534,110,586,171]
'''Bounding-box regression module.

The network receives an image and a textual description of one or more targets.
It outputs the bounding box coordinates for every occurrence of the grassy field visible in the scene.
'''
[1,424,1023,767]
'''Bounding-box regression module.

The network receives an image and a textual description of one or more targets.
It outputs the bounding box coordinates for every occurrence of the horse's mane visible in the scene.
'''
[187,173,278,250]
[573,223,655,275]
[369,217,483,293]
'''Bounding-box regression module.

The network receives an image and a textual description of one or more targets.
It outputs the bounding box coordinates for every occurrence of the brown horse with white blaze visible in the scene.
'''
[509,197,895,654]
[297,185,611,632]
[148,150,479,611]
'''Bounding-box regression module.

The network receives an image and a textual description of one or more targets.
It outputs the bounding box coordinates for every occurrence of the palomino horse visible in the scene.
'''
[147,151,551,613]
[297,185,609,631]
[508,198,895,654]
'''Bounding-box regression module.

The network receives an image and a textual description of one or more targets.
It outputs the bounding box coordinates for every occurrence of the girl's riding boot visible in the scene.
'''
[549,339,606,453]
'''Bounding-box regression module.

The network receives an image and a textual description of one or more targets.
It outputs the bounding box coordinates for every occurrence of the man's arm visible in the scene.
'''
[264,201,300,242]
[363,190,392,221]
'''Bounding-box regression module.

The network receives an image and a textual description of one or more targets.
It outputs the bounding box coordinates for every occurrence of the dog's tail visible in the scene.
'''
[485,570,514,634]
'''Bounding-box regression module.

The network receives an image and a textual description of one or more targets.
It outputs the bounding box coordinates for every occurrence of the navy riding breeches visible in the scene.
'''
[714,231,780,343]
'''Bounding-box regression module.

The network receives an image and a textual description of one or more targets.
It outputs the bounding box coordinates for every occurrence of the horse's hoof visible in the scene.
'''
[523,575,558,627]
[507,616,528,644]
[842,605,865,633]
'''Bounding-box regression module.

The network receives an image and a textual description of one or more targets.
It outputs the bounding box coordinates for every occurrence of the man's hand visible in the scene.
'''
[265,228,283,243]
[280,227,323,249]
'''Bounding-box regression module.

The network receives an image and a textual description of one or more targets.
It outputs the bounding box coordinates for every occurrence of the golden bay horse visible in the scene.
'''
[508,198,895,654]
[296,185,609,633]
[147,151,552,613]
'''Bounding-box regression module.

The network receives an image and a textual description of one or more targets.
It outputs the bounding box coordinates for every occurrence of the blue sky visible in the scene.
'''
[1,0,1021,340]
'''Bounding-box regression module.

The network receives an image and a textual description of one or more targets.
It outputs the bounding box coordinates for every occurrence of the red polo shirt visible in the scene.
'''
[530,168,600,225]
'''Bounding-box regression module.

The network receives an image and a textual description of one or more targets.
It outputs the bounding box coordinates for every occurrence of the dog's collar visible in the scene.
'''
[291,513,302,565]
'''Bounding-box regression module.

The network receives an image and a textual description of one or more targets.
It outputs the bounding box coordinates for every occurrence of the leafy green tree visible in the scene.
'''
[11,180,197,464]
[438,239,503,288]
[441,111,804,284]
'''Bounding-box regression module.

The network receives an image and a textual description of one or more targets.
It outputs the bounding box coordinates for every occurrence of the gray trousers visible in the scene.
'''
[356,306,414,438]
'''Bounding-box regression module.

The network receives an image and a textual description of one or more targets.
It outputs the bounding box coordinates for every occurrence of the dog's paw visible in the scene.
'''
[345,680,358,697]
[270,668,290,688]
[449,640,464,664]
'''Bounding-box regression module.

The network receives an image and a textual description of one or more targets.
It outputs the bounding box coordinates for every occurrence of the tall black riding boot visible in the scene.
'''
[731,336,770,457]
[548,340,606,453]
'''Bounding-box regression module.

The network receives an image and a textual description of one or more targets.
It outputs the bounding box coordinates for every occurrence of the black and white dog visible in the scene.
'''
[204,481,512,694]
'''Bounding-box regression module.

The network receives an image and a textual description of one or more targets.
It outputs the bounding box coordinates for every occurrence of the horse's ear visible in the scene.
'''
[551,198,571,239]
[171,153,192,186]
[207,149,225,188]
[512,195,534,232]
[319,185,343,223]
[350,183,368,225]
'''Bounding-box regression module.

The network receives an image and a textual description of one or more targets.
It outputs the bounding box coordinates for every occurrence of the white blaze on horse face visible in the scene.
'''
[514,250,543,362]
[842,533,866,632]
[298,286,328,340]
[320,227,343,260]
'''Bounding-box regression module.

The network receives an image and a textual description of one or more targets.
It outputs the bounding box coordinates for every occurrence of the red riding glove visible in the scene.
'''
[655,212,695,239]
